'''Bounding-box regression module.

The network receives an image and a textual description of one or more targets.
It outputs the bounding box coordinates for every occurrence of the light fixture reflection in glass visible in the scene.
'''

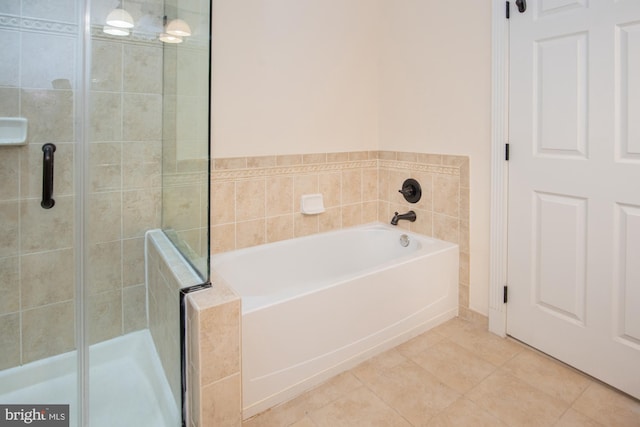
[166,19,191,37]
[105,8,134,29]
[103,25,130,36]
[159,33,183,44]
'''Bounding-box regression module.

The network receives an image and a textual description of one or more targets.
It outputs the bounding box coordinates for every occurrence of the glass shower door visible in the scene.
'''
[0,0,81,424]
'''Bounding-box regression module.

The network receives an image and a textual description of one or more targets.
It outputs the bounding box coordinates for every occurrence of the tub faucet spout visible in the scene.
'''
[390,211,416,226]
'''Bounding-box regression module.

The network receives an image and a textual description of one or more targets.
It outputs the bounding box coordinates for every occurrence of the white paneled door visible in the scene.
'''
[507,0,640,399]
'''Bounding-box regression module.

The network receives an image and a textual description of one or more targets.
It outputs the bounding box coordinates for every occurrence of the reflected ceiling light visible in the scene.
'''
[106,7,134,29]
[166,19,191,37]
[159,33,183,43]
[103,25,130,36]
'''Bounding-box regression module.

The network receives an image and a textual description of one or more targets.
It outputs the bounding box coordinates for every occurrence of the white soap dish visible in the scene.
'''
[0,118,28,145]
[301,194,325,215]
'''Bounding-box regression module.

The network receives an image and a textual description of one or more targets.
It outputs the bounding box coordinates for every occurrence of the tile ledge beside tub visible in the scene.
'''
[186,271,242,427]
[145,230,242,426]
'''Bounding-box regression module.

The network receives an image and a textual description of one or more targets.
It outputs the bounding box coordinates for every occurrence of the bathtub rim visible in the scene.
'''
[211,221,458,314]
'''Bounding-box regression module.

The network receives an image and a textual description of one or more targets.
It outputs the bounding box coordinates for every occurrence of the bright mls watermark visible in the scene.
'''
[0,405,69,427]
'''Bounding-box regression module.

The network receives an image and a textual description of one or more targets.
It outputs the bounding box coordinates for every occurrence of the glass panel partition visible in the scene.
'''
[87,0,210,425]
[160,0,211,281]
[87,0,178,425]
[162,0,211,281]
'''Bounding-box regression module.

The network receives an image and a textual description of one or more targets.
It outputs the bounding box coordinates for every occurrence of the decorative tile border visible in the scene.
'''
[21,17,76,34]
[0,14,195,47]
[378,160,460,176]
[90,24,161,44]
[0,14,163,46]
[0,14,77,35]
[211,160,377,182]
[0,15,21,29]
[209,159,460,182]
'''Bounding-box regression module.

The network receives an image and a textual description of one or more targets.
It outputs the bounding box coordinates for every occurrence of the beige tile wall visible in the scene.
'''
[186,276,242,427]
[86,32,163,345]
[0,14,161,369]
[162,171,209,274]
[0,16,78,368]
[211,152,378,254]
[210,150,474,319]
[376,151,475,321]
[146,230,207,409]
[0,15,79,369]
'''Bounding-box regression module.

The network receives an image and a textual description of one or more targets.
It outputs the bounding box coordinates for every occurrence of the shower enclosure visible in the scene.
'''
[0,0,211,425]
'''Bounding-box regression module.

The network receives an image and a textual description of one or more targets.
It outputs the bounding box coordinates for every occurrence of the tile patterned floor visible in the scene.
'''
[243,318,640,427]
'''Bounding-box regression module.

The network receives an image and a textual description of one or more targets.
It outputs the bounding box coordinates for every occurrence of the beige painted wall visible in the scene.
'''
[211,0,380,157]
[210,0,492,315]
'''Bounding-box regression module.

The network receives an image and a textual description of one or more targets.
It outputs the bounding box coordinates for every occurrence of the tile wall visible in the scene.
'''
[0,6,79,371]
[186,273,242,427]
[146,230,206,409]
[0,5,161,370]
[210,150,474,319]
[146,229,242,427]
[87,29,163,344]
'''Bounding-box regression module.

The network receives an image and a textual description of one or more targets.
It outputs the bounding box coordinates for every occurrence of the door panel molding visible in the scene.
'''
[615,203,640,348]
[533,192,587,325]
[535,0,588,20]
[534,32,589,158]
[616,22,640,162]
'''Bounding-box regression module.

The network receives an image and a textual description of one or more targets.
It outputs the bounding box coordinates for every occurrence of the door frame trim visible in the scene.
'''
[489,0,509,337]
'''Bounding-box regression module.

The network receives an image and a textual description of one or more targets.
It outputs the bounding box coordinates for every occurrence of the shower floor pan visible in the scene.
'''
[0,330,179,427]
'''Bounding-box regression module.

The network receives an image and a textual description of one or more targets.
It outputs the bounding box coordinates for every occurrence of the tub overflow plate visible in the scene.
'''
[399,234,410,247]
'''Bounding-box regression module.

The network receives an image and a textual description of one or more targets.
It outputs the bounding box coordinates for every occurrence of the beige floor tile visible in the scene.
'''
[426,397,508,427]
[290,416,317,427]
[308,386,411,427]
[442,321,524,366]
[501,349,591,405]
[572,382,640,427]
[395,329,446,358]
[240,411,260,427]
[364,359,460,426]
[466,370,568,426]
[431,317,474,337]
[242,409,296,427]
[242,396,310,427]
[243,373,362,427]
[410,339,497,393]
[555,408,603,427]
[243,318,638,427]
[351,348,407,384]
[301,372,363,410]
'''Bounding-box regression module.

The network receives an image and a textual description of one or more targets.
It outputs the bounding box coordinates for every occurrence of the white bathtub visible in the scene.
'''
[211,222,459,419]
